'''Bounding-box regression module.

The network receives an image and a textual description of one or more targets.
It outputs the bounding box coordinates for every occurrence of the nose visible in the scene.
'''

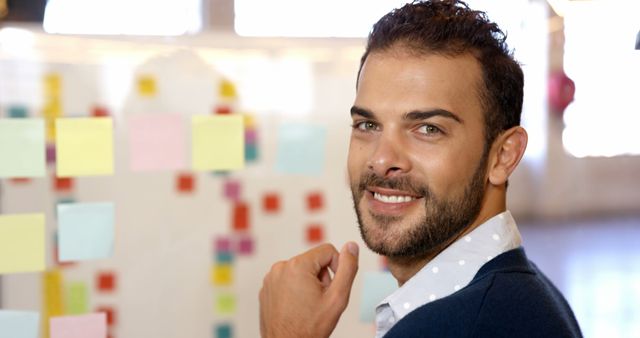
[366,131,411,178]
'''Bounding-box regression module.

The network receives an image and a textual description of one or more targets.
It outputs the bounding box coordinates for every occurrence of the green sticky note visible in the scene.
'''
[192,115,244,171]
[215,293,236,315]
[0,310,40,338]
[359,271,397,322]
[65,282,89,315]
[57,202,114,262]
[55,117,114,177]
[0,119,46,178]
[0,214,46,274]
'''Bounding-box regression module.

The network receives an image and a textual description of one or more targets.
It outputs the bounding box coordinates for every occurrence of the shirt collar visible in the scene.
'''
[377,210,522,320]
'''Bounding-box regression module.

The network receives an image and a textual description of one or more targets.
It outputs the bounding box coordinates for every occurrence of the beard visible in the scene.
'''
[351,153,488,259]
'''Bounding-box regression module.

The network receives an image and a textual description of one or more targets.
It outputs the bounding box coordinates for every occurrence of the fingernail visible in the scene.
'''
[346,242,359,257]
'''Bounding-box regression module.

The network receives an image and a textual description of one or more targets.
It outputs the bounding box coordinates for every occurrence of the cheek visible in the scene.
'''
[409,144,479,196]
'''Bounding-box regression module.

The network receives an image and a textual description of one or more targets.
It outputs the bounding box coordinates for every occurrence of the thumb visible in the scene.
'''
[328,242,359,305]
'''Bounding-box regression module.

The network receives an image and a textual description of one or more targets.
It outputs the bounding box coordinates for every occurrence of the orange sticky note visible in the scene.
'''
[176,173,195,193]
[263,193,280,213]
[306,224,324,244]
[306,192,324,211]
[232,202,249,231]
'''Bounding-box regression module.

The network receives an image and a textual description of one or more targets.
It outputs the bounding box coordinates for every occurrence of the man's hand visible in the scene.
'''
[259,242,359,338]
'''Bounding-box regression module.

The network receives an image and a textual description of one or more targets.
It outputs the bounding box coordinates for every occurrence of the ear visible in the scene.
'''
[488,126,528,186]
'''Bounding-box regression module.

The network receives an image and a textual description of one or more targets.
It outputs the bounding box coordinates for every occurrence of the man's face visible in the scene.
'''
[348,50,489,258]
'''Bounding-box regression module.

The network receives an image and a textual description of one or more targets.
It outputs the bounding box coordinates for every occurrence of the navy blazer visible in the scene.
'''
[383,247,582,337]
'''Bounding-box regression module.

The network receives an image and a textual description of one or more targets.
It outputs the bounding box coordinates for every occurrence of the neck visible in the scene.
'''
[386,185,507,287]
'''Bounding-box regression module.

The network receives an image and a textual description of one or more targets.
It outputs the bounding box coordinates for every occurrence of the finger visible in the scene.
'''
[293,243,339,274]
[327,242,359,303]
[318,267,332,287]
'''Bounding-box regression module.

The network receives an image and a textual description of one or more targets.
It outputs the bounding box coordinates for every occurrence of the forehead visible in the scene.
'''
[355,50,485,124]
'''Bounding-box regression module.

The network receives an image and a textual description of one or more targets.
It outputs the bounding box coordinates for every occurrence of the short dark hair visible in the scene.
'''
[358,0,524,148]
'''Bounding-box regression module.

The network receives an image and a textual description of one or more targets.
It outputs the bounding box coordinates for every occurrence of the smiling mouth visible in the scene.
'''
[372,192,417,203]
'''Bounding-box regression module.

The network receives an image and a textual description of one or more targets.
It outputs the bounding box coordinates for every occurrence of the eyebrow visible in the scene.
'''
[350,106,463,124]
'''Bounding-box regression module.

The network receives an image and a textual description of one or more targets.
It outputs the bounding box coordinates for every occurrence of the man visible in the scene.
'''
[259,1,583,337]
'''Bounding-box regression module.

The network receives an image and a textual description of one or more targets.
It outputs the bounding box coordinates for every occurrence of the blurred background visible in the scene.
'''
[0,0,639,337]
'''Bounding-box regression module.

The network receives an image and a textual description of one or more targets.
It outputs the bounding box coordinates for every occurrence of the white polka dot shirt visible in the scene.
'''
[374,211,522,338]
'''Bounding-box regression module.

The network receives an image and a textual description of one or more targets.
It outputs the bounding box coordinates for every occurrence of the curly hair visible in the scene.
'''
[358,0,524,148]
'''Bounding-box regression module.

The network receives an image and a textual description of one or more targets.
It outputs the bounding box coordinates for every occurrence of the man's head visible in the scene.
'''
[349,0,527,259]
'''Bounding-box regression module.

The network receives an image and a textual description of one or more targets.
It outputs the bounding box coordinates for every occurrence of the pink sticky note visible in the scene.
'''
[50,313,107,338]
[127,114,186,172]
[237,235,254,255]
[223,179,241,201]
[215,236,232,253]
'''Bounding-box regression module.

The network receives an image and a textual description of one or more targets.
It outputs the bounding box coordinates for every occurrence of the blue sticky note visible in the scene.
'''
[275,123,326,175]
[0,310,40,338]
[359,271,397,322]
[57,202,114,262]
[8,106,29,118]
[214,323,233,338]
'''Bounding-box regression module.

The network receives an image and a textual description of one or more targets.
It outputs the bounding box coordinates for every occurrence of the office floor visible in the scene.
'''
[519,215,640,338]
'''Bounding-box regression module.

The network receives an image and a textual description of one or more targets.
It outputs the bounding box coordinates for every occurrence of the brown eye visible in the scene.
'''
[418,124,442,135]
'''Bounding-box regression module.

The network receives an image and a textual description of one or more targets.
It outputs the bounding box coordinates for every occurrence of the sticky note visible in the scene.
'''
[65,282,89,315]
[306,224,324,244]
[46,143,56,164]
[55,118,114,177]
[307,192,324,211]
[42,269,65,317]
[128,114,186,172]
[57,202,114,262]
[245,129,258,144]
[245,143,258,162]
[275,123,326,175]
[0,119,46,178]
[214,236,232,253]
[214,323,233,338]
[176,173,195,193]
[137,75,157,97]
[95,306,115,327]
[215,105,232,115]
[232,202,249,232]
[359,271,397,322]
[10,178,31,184]
[243,114,256,129]
[44,73,62,96]
[223,179,241,201]
[91,106,109,117]
[50,313,107,338]
[191,115,244,171]
[8,105,28,118]
[236,235,254,255]
[0,214,45,274]
[215,252,234,265]
[96,271,116,292]
[0,310,40,338]
[215,293,236,315]
[218,79,237,99]
[53,176,74,192]
[263,193,280,213]
[211,264,233,286]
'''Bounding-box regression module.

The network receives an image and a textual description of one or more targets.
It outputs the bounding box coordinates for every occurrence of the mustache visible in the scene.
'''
[357,172,430,197]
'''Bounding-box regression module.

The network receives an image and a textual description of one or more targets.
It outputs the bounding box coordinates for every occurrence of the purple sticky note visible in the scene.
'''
[46,143,56,165]
[223,179,241,201]
[50,313,107,338]
[215,236,232,253]
[245,129,258,145]
[237,235,254,255]
[127,114,186,172]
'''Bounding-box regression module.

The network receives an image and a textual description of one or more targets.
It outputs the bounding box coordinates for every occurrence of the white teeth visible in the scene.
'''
[373,192,415,203]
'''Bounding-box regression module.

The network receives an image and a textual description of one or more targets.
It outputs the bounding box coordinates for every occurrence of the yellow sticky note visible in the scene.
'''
[219,79,237,99]
[243,114,256,129]
[0,214,46,274]
[42,269,64,338]
[137,75,157,97]
[55,118,114,177]
[192,115,244,171]
[44,73,62,97]
[211,264,233,286]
